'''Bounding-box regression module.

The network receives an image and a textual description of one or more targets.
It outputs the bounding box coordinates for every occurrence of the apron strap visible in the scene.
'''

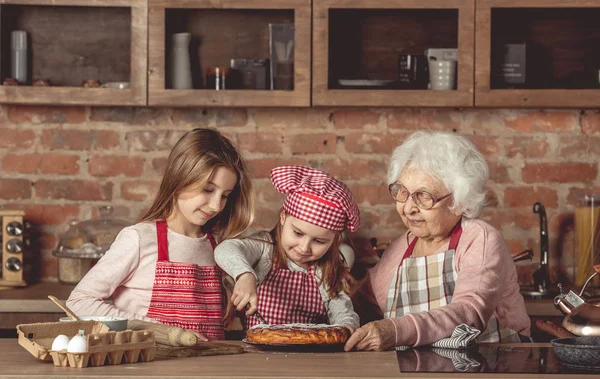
[401,218,463,266]
[156,220,169,262]
[206,232,217,250]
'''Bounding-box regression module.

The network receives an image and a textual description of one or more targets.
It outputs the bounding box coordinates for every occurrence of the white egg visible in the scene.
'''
[66,335,88,353]
[51,334,70,351]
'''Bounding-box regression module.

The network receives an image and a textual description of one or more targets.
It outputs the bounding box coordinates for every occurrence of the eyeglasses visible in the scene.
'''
[388,183,452,210]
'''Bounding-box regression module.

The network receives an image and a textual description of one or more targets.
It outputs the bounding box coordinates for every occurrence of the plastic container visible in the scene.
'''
[52,206,130,284]
[574,194,600,292]
[11,30,28,84]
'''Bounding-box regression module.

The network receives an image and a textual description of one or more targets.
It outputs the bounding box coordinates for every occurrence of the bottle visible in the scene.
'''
[169,33,192,89]
[11,30,28,85]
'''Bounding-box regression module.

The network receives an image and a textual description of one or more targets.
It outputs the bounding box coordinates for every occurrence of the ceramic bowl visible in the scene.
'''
[551,336,600,369]
[59,316,128,331]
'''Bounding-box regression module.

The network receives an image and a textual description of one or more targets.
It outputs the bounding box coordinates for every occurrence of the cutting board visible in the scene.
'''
[156,341,245,358]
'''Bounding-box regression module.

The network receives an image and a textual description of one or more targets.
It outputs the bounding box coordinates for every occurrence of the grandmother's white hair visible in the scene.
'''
[387,131,489,218]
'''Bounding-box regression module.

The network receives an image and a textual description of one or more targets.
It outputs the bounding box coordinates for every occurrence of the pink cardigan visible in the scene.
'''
[361,218,530,347]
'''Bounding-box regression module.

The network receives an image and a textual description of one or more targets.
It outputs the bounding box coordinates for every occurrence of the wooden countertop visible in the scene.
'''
[0,340,584,379]
[0,281,74,312]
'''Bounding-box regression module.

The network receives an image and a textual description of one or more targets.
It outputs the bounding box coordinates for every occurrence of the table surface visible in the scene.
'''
[1,340,598,379]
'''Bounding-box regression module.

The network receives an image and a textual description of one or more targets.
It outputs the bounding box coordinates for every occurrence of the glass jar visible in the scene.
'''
[52,205,130,284]
[574,194,600,293]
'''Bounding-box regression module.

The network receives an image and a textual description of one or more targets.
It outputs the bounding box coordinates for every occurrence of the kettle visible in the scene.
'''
[553,264,600,336]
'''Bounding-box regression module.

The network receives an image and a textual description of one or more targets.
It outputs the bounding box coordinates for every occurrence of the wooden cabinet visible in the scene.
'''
[476,0,600,107]
[0,0,147,106]
[147,0,311,107]
[312,0,475,107]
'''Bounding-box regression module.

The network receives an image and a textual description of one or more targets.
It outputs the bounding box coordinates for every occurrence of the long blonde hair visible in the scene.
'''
[140,128,254,240]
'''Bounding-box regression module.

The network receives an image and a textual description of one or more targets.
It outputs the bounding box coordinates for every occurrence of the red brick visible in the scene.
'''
[348,183,392,206]
[41,256,58,280]
[488,161,510,183]
[504,111,578,132]
[253,181,285,203]
[89,155,144,177]
[566,187,600,207]
[332,110,381,129]
[41,129,120,151]
[559,135,600,158]
[386,109,460,131]
[121,181,160,201]
[505,135,549,158]
[581,110,600,134]
[0,179,32,199]
[469,135,501,160]
[322,159,387,181]
[7,105,85,124]
[237,132,283,154]
[40,232,59,251]
[3,153,79,175]
[170,109,211,126]
[506,239,526,256]
[480,208,538,230]
[289,133,337,154]
[18,204,80,225]
[504,186,558,208]
[343,133,405,154]
[151,157,168,175]
[90,107,171,125]
[247,158,306,178]
[0,127,35,148]
[35,179,112,201]
[252,108,330,129]
[486,187,499,208]
[126,130,185,152]
[215,109,249,127]
[522,163,597,183]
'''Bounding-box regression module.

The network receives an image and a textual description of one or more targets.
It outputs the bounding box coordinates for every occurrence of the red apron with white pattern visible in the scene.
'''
[146,220,225,340]
[247,265,327,327]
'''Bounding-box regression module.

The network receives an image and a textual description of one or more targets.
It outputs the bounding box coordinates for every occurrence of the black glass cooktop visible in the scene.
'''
[396,345,598,374]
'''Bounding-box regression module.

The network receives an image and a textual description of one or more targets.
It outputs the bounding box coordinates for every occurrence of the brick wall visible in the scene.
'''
[1,105,598,285]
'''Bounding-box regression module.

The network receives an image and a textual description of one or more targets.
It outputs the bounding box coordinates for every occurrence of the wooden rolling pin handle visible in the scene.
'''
[128,319,198,346]
[169,327,198,346]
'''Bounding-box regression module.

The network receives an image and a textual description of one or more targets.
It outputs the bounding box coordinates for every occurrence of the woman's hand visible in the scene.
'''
[231,272,258,316]
[344,319,396,352]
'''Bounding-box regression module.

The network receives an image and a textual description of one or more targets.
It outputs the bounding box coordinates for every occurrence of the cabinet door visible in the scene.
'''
[0,0,147,106]
[476,0,600,107]
[313,0,475,107]
[148,0,311,107]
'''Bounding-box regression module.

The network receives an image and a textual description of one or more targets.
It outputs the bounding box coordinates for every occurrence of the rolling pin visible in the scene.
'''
[128,319,198,347]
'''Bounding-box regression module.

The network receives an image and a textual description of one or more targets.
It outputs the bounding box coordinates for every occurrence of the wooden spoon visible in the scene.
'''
[48,295,80,321]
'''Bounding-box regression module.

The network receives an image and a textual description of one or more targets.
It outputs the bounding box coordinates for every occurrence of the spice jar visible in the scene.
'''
[52,205,130,284]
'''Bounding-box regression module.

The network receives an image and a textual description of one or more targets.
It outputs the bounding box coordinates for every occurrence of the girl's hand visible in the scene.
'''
[231,272,258,316]
[344,319,396,352]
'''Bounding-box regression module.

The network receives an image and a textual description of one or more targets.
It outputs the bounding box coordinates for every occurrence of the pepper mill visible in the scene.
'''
[11,30,28,85]
[169,32,193,89]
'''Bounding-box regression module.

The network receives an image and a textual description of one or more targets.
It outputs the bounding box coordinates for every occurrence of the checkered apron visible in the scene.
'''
[146,220,225,340]
[247,265,327,327]
[385,222,520,343]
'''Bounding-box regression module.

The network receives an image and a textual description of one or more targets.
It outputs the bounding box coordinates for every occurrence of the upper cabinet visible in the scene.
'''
[147,0,311,107]
[312,0,475,107]
[0,0,147,106]
[476,0,600,107]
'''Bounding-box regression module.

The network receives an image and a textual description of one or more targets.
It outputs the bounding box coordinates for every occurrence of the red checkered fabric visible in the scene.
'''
[270,165,360,232]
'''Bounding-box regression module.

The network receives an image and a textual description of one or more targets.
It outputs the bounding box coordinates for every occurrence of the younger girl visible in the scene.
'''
[67,128,254,341]
[215,165,360,330]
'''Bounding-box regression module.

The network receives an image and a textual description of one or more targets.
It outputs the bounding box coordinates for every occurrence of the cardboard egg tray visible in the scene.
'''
[17,320,157,368]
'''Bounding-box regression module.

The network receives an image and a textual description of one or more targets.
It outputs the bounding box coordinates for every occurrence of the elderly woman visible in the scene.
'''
[345,131,530,352]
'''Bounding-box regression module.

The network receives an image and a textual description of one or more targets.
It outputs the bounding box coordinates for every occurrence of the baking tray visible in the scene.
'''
[242,338,345,352]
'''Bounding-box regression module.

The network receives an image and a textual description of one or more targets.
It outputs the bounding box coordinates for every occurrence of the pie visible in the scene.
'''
[246,323,351,345]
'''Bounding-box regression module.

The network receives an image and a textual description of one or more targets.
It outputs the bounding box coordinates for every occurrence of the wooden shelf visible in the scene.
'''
[476,0,600,107]
[312,0,475,107]
[148,0,311,107]
[0,0,147,106]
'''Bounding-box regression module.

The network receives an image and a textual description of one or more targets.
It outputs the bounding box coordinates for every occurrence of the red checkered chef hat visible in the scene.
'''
[270,166,360,232]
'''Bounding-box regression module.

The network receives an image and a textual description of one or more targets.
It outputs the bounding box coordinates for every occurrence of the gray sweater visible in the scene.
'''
[214,232,359,328]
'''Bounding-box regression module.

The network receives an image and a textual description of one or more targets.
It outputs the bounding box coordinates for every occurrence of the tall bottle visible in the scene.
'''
[169,33,193,89]
[11,30,28,85]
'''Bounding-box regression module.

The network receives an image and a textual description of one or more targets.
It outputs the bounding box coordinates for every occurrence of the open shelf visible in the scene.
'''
[476,0,600,107]
[312,0,474,107]
[0,0,147,106]
[148,0,310,107]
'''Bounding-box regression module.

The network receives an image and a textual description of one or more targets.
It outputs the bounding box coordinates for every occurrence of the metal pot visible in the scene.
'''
[554,265,600,336]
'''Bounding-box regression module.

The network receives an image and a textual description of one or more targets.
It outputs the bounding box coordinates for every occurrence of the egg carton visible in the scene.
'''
[17,321,157,368]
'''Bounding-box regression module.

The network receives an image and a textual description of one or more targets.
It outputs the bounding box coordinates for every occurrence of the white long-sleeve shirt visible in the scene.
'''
[66,222,215,321]
[214,232,359,328]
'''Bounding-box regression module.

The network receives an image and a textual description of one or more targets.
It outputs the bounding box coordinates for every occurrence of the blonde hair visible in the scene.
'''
[265,210,354,298]
[140,128,254,240]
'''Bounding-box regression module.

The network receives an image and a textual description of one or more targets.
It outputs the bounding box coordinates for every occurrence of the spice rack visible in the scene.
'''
[0,0,147,106]
[148,0,311,107]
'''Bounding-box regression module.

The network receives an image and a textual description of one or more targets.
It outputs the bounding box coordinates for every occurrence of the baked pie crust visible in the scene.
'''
[246,323,351,345]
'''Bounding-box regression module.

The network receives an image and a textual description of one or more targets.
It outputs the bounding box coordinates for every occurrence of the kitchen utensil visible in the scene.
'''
[48,295,79,321]
[551,336,600,370]
[222,274,268,324]
[127,319,198,347]
[554,264,600,336]
[156,341,244,358]
[0,210,29,288]
[59,316,128,331]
